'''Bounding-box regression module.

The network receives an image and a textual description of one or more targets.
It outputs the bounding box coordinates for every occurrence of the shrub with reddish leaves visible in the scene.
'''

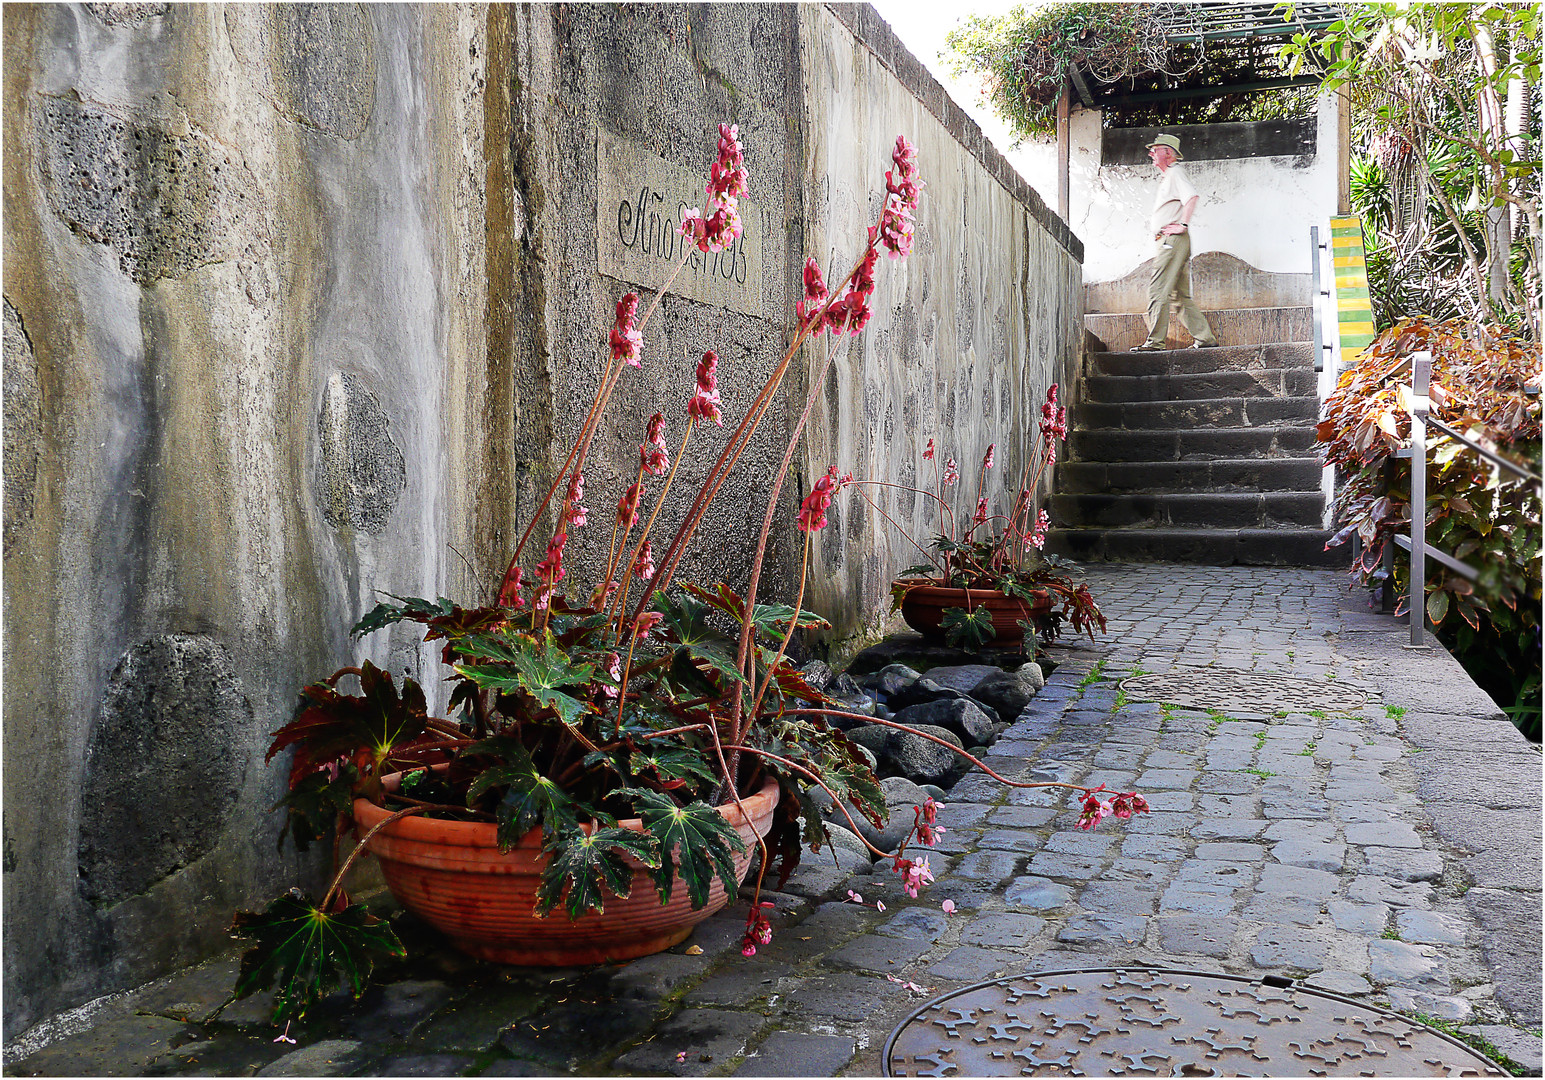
[1320,318,1541,733]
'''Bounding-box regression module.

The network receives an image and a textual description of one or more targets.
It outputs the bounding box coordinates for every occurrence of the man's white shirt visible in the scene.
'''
[1150,164,1198,234]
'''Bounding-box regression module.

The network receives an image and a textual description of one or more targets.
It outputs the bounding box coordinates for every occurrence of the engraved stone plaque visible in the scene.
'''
[597,131,763,316]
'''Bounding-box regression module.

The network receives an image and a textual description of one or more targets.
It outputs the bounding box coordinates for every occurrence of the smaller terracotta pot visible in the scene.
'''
[896,580,1051,645]
[353,773,780,966]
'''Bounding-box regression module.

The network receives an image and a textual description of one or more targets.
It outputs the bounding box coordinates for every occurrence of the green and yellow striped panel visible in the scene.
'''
[1330,216,1376,364]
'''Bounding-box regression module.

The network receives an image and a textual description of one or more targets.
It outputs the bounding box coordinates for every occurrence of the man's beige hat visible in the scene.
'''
[1146,132,1183,159]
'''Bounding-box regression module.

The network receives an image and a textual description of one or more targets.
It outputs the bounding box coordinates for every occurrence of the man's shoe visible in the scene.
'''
[1190,340,1219,349]
[1130,343,1166,352]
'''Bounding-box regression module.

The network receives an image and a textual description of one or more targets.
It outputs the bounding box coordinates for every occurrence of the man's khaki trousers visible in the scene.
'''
[1143,231,1218,348]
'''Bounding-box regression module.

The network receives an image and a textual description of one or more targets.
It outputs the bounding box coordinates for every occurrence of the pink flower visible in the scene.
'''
[982,443,995,471]
[1029,508,1050,551]
[563,472,588,527]
[846,889,864,904]
[879,134,925,258]
[795,258,829,332]
[633,610,663,638]
[632,540,655,582]
[1039,385,1069,443]
[924,438,935,461]
[617,483,642,530]
[741,900,774,956]
[609,293,642,367]
[498,566,525,609]
[914,798,947,846]
[894,854,934,898]
[1077,785,1112,830]
[535,532,566,586]
[796,466,849,533]
[973,497,989,526]
[688,352,723,425]
[1111,792,1150,819]
[599,652,623,698]
[876,900,886,912]
[941,899,957,915]
[641,412,670,475]
[942,457,958,486]
[708,123,747,206]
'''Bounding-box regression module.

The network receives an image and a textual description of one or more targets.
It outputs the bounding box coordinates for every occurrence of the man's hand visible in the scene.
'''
[1159,222,1187,236]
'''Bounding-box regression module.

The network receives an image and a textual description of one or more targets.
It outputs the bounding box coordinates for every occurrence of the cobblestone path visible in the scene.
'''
[9,566,1541,1077]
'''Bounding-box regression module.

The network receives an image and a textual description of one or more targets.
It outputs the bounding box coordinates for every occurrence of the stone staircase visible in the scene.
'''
[1046,337,1338,566]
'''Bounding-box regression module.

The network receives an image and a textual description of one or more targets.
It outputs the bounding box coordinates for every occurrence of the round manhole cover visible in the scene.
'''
[883,968,1503,1076]
[1118,669,1367,714]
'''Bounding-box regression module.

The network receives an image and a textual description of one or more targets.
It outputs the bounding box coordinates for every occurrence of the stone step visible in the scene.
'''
[1074,396,1320,431]
[1067,426,1319,463]
[1057,458,1324,494]
[1045,526,1342,567]
[1084,367,1319,403]
[1050,491,1326,529]
[1084,306,1313,352]
[1088,342,1315,377]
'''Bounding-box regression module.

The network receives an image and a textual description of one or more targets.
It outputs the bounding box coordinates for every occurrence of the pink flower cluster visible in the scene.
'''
[688,351,722,425]
[795,251,879,338]
[924,437,935,461]
[617,483,642,530]
[973,496,989,526]
[1029,508,1050,551]
[1076,785,1150,830]
[796,465,850,533]
[942,457,958,486]
[880,135,924,258]
[914,797,946,847]
[632,540,655,582]
[893,853,934,898]
[610,293,642,367]
[741,900,775,957]
[533,532,566,610]
[680,123,746,254]
[1039,383,1068,462]
[982,443,995,471]
[563,471,588,527]
[641,412,670,476]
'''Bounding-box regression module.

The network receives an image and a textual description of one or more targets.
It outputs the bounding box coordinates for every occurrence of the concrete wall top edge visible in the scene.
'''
[828,2,1083,264]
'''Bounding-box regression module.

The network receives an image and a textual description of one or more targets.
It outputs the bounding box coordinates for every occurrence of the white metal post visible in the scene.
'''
[1409,353,1431,648]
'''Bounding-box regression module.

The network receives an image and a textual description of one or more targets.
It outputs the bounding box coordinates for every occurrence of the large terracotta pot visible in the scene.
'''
[353,773,780,966]
[896,580,1052,645]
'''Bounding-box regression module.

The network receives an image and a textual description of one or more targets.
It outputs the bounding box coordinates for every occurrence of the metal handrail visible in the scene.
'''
[1398,351,1543,647]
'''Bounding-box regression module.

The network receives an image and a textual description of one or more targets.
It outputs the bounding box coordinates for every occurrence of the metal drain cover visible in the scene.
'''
[1119,669,1367,714]
[883,968,1502,1077]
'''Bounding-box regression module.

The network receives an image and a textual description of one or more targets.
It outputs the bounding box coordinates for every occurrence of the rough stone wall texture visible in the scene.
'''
[2,2,1082,1036]
[799,5,1083,648]
[2,3,495,1037]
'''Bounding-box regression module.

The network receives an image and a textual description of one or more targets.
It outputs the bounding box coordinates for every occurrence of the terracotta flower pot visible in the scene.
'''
[896,580,1051,645]
[353,774,780,966]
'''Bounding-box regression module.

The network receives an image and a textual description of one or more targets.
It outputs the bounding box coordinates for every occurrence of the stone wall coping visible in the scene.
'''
[824,3,1084,263]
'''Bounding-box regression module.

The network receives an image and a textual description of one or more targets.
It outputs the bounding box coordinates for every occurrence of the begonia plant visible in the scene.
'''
[229,124,1144,1026]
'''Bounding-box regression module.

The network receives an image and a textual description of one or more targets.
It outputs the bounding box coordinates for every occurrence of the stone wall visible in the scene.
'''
[2,2,1082,1036]
[799,5,1084,654]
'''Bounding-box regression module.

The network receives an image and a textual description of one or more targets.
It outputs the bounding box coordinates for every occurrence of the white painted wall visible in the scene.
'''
[1012,96,1340,285]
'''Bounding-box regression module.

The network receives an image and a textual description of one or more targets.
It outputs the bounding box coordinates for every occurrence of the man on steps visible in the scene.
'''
[1131,132,1219,353]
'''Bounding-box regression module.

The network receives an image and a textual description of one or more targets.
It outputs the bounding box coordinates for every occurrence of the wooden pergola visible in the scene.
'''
[1054,2,1350,218]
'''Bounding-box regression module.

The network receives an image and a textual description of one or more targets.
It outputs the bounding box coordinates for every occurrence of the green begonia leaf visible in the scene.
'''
[230,892,405,1024]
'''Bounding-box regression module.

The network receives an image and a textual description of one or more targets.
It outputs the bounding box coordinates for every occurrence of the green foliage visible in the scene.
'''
[1320,319,1541,737]
[940,605,997,650]
[230,893,405,1024]
[267,661,429,787]
[620,788,747,909]
[945,2,1316,142]
[1281,2,1542,334]
[464,737,583,850]
[273,765,359,853]
[535,827,661,920]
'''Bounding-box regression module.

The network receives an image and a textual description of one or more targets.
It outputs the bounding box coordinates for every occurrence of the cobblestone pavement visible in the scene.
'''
[8,566,1542,1077]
